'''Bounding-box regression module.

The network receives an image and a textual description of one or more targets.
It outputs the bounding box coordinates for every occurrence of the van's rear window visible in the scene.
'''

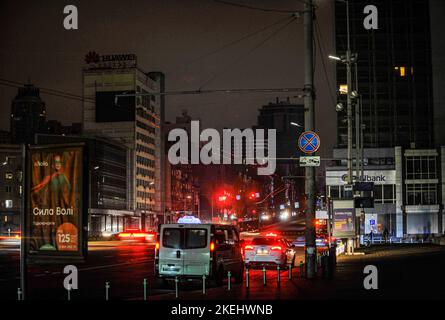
[185,229,207,249]
[162,228,182,249]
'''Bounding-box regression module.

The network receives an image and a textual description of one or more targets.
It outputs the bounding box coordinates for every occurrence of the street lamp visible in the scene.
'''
[328,55,342,61]
[290,122,302,127]
[329,0,357,186]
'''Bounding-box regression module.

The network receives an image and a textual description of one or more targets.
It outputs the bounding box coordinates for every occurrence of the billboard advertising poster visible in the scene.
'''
[333,208,355,238]
[26,144,88,262]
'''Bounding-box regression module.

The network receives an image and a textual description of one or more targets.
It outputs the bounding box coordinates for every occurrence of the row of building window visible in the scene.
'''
[136,121,156,134]
[406,184,437,206]
[136,107,157,123]
[136,144,155,156]
[136,167,155,178]
[136,179,154,188]
[136,132,155,145]
[136,155,155,168]
[328,183,439,206]
[136,202,154,209]
[328,185,396,204]
[405,156,437,180]
[136,191,154,201]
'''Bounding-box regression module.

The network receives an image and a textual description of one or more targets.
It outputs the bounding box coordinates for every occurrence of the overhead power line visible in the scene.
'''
[187,15,293,66]
[315,19,336,107]
[214,0,301,14]
[0,78,94,103]
[198,16,298,90]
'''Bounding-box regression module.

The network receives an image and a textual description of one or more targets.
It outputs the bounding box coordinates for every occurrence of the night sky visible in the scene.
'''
[0,0,336,158]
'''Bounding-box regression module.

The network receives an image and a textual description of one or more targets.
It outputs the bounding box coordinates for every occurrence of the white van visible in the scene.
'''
[155,223,244,285]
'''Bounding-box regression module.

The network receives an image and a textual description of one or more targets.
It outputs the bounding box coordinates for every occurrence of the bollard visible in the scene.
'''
[143,278,147,301]
[299,261,304,279]
[105,282,110,301]
[67,285,71,301]
[262,266,267,286]
[202,274,206,294]
[245,268,250,288]
[17,288,22,301]
[175,277,179,298]
[277,265,281,284]
[227,271,231,291]
[288,264,292,280]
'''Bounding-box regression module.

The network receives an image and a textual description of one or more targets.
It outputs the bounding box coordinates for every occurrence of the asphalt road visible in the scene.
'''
[0,241,157,300]
[0,240,307,301]
[2,241,445,300]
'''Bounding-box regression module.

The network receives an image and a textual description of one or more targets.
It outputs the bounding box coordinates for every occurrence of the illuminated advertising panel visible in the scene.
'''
[332,199,356,238]
[26,144,87,261]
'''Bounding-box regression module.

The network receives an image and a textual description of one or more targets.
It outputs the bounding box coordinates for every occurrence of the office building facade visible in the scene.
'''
[82,52,165,230]
[326,147,444,237]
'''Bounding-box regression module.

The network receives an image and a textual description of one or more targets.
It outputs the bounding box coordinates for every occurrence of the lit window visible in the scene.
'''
[5,172,13,180]
[395,66,407,77]
[5,200,13,208]
[339,84,348,95]
[400,67,406,77]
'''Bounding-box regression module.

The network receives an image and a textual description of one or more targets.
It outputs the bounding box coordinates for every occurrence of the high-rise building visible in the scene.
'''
[335,0,435,149]
[164,111,200,222]
[82,52,165,230]
[329,1,445,238]
[256,98,306,218]
[256,97,305,160]
[10,83,47,144]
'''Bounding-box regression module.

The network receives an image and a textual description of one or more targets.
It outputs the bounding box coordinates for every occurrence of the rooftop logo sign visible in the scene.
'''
[84,52,137,69]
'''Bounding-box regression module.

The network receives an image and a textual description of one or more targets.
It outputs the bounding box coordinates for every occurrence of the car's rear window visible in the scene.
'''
[251,237,279,245]
[185,229,207,249]
[162,228,182,249]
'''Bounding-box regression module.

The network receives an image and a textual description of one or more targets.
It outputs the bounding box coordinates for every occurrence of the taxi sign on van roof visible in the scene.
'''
[177,216,201,224]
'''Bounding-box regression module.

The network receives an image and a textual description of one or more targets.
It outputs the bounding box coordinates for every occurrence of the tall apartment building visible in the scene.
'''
[82,52,165,230]
[335,0,435,149]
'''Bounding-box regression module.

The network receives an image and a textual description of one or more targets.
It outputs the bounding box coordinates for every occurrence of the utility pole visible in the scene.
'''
[304,0,316,279]
[345,0,353,186]
[355,63,360,182]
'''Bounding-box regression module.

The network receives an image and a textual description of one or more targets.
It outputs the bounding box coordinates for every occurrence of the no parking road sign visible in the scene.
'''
[298,131,320,154]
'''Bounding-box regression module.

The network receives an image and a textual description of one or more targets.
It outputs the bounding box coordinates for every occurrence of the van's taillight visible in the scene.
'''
[210,242,215,251]
[244,245,254,250]
[155,242,160,250]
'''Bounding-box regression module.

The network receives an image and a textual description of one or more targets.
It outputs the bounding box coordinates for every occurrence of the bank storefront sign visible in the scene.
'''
[326,170,396,186]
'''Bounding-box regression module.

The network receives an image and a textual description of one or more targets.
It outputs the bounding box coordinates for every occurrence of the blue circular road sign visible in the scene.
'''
[298,131,320,154]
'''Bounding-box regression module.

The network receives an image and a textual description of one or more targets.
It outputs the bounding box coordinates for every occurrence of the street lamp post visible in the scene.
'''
[330,0,360,252]
[330,0,356,186]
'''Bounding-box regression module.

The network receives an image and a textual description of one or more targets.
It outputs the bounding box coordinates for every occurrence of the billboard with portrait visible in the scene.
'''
[26,144,87,261]
[332,199,356,238]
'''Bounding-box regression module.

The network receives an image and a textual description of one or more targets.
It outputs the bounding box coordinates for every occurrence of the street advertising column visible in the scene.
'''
[26,144,88,263]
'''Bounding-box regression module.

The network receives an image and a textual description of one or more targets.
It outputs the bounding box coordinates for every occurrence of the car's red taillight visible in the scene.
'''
[210,242,215,251]
[155,242,160,250]
[271,246,282,251]
[244,245,254,251]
